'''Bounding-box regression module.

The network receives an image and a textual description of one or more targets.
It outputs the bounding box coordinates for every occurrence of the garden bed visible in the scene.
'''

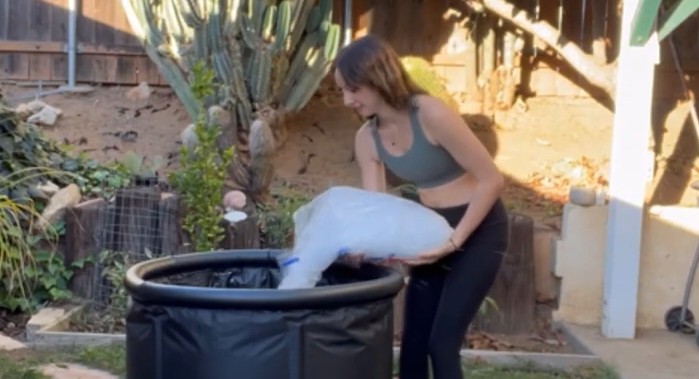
[0,309,31,340]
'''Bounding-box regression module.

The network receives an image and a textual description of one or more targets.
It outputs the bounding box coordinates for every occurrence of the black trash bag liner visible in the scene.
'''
[124,249,405,379]
[206,259,378,289]
[207,265,282,288]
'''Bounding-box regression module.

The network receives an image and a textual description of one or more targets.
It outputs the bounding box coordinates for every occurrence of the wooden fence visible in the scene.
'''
[1,0,698,98]
[0,0,164,85]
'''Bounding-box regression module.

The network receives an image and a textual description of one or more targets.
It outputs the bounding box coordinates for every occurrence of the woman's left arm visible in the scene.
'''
[421,96,505,247]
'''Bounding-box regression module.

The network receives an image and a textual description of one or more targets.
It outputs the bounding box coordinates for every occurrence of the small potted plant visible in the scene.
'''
[121,151,164,187]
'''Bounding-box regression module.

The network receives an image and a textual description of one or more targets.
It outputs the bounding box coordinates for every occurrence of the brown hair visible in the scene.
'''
[333,34,425,110]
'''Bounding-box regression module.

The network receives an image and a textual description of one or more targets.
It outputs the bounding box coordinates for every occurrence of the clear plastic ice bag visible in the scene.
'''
[277,186,454,289]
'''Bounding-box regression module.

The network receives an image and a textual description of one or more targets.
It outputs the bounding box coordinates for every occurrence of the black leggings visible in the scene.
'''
[398,198,509,379]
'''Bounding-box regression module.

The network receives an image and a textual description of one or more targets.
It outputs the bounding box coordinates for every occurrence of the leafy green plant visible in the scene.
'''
[1,101,129,201]
[401,56,460,111]
[169,62,234,252]
[0,96,126,313]
[0,192,75,312]
[0,193,42,311]
[70,250,131,334]
[120,151,164,178]
[62,154,131,198]
[97,250,130,332]
[27,242,76,303]
[257,188,310,248]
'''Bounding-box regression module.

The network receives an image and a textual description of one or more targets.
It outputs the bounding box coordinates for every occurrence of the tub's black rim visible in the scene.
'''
[124,249,405,310]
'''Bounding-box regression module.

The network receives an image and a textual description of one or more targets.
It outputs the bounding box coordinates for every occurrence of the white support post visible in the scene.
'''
[602,0,659,339]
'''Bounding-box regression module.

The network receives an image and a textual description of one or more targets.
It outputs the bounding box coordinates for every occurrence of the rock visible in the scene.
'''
[16,100,63,126]
[568,186,597,207]
[180,123,197,149]
[125,81,151,101]
[27,104,62,126]
[0,333,26,350]
[15,99,49,116]
[224,210,248,224]
[37,183,81,231]
[26,307,68,337]
[223,190,247,211]
[39,363,118,379]
[36,180,60,196]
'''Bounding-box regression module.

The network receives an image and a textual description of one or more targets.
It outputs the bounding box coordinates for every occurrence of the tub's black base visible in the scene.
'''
[124,250,404,379]
[126,299,395,379]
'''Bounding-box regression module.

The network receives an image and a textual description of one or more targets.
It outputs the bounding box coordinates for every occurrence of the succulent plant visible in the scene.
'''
[120,0,342,200]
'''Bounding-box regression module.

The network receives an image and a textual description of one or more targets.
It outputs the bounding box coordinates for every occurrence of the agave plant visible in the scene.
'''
[120,0,342,201]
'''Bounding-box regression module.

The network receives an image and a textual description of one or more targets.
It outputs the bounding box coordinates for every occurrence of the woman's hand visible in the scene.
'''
[401,238,459,266]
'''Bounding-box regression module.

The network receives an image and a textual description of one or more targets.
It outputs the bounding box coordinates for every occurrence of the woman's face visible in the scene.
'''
[334,69,383,118]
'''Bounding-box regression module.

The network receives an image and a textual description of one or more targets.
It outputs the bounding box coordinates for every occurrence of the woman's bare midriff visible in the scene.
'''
[416,173,478,209]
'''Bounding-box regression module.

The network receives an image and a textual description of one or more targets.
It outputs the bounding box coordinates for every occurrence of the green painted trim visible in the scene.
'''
[629,0,662,47]
[657,0,699,41]
[630,0,699,46]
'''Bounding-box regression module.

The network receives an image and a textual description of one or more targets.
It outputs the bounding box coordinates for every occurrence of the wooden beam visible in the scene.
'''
[657,0,699,42]
[0,41,145,56]
[602,0,659,339]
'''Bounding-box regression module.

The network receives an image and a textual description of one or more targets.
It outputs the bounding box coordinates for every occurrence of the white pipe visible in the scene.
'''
[343,0,352,46]
[67,0,78,88]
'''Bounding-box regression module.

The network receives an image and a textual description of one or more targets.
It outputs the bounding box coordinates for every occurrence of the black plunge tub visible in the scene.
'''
[124,249,405,379]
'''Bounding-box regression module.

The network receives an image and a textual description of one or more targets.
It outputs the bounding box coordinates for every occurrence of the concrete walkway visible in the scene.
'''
[565,323,699,379]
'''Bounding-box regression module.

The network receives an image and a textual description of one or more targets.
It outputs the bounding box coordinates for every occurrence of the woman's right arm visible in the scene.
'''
[354,124,386,192]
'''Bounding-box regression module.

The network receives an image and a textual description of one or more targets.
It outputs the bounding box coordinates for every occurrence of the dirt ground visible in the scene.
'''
[1,77,698,354]
[2,79,623,221]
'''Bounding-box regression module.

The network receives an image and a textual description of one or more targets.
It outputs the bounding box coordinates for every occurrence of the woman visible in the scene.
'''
[333,35,509,379]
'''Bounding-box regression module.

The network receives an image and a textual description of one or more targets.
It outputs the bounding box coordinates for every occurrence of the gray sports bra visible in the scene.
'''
[369,102,464,189]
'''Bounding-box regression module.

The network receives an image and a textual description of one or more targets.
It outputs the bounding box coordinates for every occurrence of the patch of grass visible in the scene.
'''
[391,359,620,379]
[0,354,47,379]
[70,344,126,376]
[0,344,125,379]
[463,360,620,379]
[1,344,620,379]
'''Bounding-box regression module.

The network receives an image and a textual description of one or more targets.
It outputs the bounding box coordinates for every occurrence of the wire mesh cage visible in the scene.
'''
[90,185,181,308]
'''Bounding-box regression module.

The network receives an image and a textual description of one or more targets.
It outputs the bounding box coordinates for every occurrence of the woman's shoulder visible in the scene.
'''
[355,120,376,143]
[413,93,455,115]
[412,94,461,126]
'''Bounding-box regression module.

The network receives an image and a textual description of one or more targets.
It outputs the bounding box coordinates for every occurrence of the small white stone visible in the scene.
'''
[224,210,247,224]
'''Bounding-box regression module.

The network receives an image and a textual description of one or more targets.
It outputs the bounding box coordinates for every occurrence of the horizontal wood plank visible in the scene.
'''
[0,41,145,56]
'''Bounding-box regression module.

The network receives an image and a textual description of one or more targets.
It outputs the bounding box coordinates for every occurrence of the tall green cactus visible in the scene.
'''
[120,0,342,201]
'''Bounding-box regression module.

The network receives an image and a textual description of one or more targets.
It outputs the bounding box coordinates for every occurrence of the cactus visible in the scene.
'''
[400,56,460,112]
[120,0,343,202]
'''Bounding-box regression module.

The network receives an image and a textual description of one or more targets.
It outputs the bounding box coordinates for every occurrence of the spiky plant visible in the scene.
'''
[120,0,341,202]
